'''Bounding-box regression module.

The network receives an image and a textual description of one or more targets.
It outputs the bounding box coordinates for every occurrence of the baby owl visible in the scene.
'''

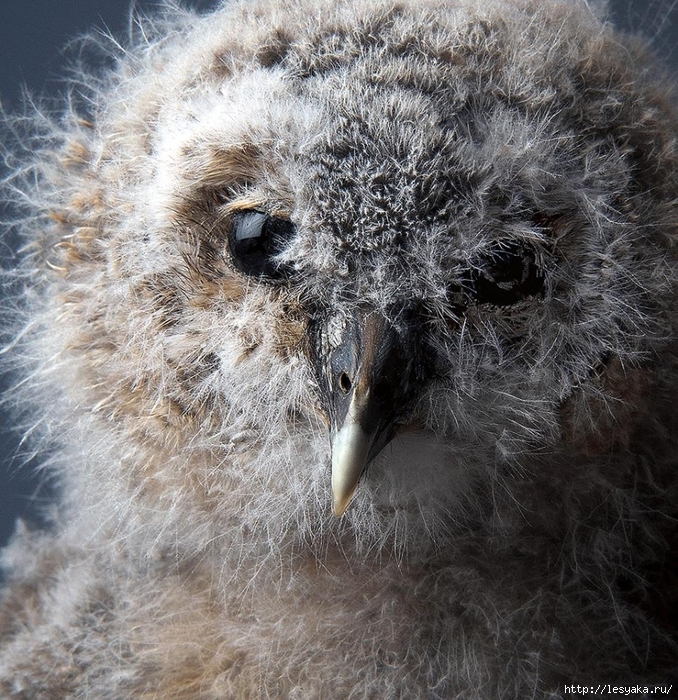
[1,0,677,697]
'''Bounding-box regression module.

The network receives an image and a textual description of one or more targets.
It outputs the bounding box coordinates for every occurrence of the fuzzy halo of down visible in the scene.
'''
[1,0,677,697]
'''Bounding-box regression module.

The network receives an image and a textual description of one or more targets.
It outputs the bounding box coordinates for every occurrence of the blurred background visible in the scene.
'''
[0,0,677,551]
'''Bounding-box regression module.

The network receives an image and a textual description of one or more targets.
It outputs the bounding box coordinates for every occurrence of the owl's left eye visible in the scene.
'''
[469,241,544,306]
[228,210,296,279]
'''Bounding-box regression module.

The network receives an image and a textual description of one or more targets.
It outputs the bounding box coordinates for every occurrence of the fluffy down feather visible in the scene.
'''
[1,0,677,697]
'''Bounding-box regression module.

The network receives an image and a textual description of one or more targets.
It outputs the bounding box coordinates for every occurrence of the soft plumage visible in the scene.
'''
[1,0,677,697]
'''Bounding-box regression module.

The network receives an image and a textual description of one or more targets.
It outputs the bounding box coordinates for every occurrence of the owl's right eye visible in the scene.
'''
[228,210,296,279]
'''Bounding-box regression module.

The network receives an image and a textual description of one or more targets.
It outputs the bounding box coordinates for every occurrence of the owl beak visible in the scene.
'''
[331,404,375,517]
[322,312,419,517]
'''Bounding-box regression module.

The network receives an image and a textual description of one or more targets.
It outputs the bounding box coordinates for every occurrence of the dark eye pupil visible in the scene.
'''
[470,242,544,306]
[229,210,295,279]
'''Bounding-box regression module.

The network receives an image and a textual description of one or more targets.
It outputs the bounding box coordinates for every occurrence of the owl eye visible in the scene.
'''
[228,210,296,279]
[469,242,544,306]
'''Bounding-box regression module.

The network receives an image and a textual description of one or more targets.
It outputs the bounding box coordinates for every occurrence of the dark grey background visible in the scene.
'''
[0,0,676,550]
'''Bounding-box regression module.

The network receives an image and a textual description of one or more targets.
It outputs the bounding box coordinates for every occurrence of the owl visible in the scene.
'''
[0,0,677,697]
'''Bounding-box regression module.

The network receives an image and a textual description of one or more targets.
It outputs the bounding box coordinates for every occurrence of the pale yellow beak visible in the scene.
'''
[314,311,419,517]
[331,415,375,516]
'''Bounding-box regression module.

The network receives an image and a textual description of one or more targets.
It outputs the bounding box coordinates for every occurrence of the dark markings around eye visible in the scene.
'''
[469,241,545,306]
[228,210,296,279]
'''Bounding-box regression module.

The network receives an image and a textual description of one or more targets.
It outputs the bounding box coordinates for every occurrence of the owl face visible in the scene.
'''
[39,0,678,548]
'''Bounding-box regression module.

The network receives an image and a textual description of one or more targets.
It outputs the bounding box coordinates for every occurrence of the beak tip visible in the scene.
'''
[331,490,354,517]
[332,503,347,518]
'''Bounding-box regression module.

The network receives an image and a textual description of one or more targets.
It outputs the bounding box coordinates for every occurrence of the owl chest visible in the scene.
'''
[131,555,461,699]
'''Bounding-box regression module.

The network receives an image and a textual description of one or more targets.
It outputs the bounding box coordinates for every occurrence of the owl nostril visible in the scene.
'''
[338,372,353,394]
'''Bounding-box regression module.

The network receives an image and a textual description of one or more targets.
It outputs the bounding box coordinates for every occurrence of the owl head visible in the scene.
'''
[7,0,678,556]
